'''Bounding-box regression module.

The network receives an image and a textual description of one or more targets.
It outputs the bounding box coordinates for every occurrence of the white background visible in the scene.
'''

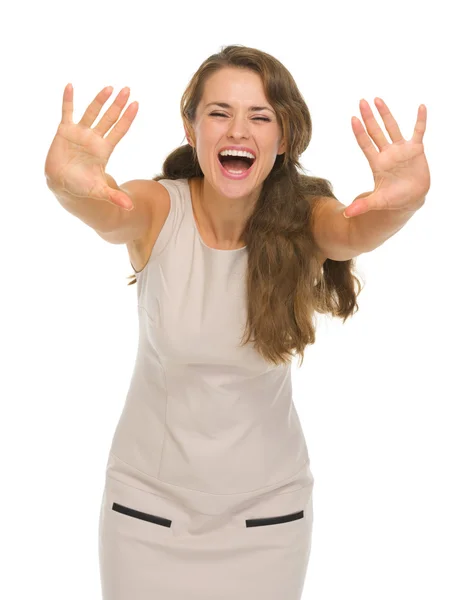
[2,0,470,598]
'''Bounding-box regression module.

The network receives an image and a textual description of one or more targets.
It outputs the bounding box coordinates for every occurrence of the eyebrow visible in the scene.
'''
[204,102,275,114]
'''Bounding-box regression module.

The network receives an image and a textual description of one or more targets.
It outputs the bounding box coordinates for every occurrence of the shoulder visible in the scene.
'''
[120,178,170,204]
[120,179,171,263]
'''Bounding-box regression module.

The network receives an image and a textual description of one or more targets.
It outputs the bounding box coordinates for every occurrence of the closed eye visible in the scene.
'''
[210,112,270,122]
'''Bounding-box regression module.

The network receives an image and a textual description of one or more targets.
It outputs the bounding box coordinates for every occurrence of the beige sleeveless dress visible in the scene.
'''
[98,177,315,600]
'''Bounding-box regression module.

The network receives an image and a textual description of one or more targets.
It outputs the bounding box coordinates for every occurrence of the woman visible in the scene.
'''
[44,44,430,600]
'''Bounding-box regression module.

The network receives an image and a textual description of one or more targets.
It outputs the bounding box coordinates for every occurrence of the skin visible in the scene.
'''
[185,67,286,250]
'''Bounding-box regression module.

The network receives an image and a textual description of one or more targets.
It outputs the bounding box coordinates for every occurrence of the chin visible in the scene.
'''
[215,179,259,198]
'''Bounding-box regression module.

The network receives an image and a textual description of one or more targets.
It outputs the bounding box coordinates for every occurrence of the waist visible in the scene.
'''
[105,451,314,517]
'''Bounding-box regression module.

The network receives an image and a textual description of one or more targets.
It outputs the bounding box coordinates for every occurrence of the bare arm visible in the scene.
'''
[47,172,125,233]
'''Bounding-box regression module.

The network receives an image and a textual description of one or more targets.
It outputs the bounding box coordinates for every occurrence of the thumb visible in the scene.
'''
[107,187,134,211]
[343,193,372,218]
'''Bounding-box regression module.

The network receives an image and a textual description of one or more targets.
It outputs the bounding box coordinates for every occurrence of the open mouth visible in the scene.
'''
[217,153,256,174]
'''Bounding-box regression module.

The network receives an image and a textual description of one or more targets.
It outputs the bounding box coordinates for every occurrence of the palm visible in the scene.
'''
[345,98,431,217]
[46,124,113,199]
[45,84,139,208]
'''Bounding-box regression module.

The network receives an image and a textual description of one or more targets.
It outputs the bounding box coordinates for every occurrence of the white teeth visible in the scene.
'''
[219,149,256,160]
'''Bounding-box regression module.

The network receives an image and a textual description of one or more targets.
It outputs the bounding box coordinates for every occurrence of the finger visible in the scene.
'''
[77,86,114,129]
[61,83,74,125]
[412,104,427,144]
[359,99,390,150]
[108,187,134,211]
[351,115,379,166]
[93,87,131,137]
[105,102,139,148]
[343,196,375,218]
[373,98,405,143]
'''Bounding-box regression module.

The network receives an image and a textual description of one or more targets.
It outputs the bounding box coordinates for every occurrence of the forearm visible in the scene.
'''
[348,196,426,253]
[46,173,122,233]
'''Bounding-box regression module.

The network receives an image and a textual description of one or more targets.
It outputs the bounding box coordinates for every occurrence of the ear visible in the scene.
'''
[277,138,286,155]
[184,126,194,147]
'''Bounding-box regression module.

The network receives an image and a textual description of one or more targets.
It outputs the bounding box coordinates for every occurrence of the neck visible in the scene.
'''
[190,177,258,250]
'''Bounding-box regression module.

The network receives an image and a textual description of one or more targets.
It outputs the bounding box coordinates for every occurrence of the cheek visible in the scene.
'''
[196,124,221,148]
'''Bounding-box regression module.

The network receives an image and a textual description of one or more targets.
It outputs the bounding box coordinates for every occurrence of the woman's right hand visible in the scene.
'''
[44,84,139,210]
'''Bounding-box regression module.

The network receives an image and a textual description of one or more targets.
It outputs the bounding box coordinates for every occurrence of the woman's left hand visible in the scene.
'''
[344,98,431,218]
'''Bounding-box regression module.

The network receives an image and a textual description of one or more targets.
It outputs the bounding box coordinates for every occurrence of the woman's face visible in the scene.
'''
[187,67,286,198]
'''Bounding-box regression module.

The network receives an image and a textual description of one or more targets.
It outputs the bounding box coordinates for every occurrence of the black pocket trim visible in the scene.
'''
[112,502,172,528]
[246,509,304,528]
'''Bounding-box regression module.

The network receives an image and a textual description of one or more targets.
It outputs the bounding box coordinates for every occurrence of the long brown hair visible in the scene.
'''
[127,44,363,367]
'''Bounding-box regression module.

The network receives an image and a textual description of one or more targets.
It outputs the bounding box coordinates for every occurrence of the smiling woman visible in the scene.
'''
[95,44,363,600]
[130,44,363,368]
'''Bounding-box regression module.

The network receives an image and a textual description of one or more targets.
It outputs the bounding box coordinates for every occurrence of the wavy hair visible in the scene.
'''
[127,44,363,367]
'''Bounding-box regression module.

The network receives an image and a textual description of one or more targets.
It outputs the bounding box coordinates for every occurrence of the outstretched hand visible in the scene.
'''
[344,98,431,218]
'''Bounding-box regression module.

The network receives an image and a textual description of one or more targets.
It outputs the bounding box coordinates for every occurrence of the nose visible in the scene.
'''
[226,114,250,140]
